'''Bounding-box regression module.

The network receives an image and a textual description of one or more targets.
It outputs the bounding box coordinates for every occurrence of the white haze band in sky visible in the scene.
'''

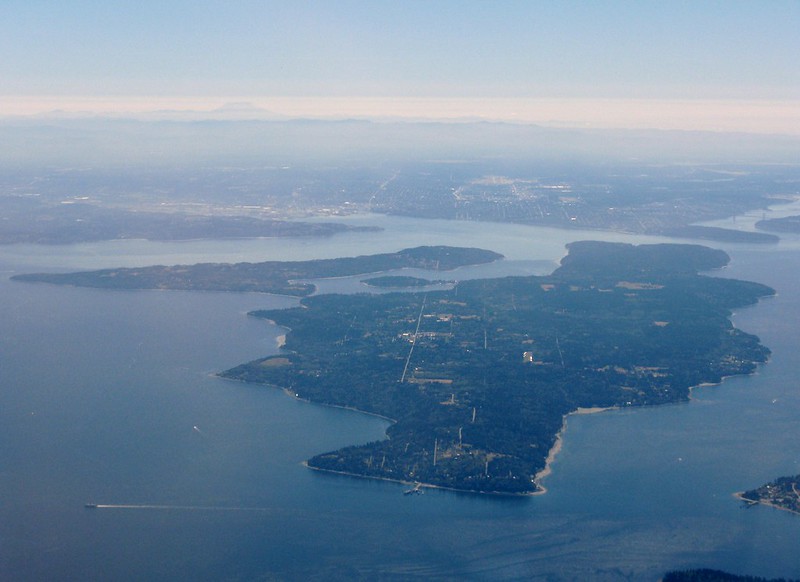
[3,96,799,136]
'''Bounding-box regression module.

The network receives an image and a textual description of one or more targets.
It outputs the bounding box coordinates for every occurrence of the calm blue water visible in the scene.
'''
[1,215,799,581]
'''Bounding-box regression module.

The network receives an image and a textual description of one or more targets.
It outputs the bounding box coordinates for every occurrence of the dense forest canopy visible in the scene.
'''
[221,242,774,494]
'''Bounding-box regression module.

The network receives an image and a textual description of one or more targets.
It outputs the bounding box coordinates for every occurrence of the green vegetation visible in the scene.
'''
[221,242,773,494]
[756,215,800,234]
[663,569,799,582]
[739,475,800,515]
[11,246,501,296]
[16,240,772,495]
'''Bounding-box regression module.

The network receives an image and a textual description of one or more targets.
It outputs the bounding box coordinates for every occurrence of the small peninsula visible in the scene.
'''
[661,226,779,244]
[11,246,502,296]
[737,475,800,515]
[756,215,800,234]
[220,241,774,494]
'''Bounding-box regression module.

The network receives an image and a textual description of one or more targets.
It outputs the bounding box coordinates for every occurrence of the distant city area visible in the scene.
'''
[2,159,798,244]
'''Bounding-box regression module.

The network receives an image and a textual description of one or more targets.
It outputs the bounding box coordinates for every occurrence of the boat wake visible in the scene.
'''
[85,503,274,512]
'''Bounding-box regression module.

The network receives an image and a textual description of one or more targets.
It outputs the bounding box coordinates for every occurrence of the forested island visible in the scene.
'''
[756,215,800,234]
[11,246,501,296]
[737,475,800,515]
[362,275,447,288]
[13,241,775,495]
[220,241,774,494]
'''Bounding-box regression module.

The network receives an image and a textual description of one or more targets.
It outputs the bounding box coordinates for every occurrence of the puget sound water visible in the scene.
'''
[1,213,800,581]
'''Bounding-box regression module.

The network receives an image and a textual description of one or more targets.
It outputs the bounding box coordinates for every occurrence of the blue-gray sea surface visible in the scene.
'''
[1,214,799,581]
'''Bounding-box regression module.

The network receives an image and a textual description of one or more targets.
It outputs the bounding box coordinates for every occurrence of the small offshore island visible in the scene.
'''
[13,241,775,495]
[737,475,800,515]
[362,275,447,288]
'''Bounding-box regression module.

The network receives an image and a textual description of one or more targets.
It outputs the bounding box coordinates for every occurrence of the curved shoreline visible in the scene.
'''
[220,375,546,495]
[222,361,766,498]
[220,362,765,497]
[303,405,616,497]
[732,491,800,516]
[302,461,537,497]
[531,363,769,496]
[532,406,617,495]
[280,387,398,423]
[220,261,773,498]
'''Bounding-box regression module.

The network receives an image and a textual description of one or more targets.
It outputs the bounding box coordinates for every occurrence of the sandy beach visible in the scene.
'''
[532,406,616,495]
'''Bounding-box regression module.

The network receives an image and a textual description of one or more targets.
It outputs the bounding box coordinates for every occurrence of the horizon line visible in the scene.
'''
[1,95,799,136]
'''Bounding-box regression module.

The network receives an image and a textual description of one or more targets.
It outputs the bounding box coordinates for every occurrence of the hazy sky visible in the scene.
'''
[1,1,798,132]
